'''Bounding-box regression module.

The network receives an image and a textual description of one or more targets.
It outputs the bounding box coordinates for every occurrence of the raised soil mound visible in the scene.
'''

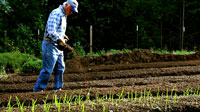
[65,49,200,73]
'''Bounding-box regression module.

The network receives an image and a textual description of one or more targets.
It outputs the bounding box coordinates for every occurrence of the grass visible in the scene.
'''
[87,48,196,57]
[151,49,196,55]
[87,49,132,56]
[2,86,200,112]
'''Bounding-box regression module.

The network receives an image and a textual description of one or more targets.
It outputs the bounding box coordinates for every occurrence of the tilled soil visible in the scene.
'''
[1,50,200,111]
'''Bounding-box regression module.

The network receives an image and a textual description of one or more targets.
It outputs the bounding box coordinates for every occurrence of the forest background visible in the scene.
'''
[0,0,200,57]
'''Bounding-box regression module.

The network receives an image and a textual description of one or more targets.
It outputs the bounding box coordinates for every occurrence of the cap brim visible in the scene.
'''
[72,7,78,13]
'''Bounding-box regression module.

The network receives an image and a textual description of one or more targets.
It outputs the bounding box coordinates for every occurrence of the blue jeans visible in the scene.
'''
[33,40,65,91]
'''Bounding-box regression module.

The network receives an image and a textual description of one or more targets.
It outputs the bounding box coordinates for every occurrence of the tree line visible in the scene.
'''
[0,0,200,57]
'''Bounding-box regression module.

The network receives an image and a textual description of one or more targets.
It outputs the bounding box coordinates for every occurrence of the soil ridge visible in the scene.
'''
[66,50,200,73]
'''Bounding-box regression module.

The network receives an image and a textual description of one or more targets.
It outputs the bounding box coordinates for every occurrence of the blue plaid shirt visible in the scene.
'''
[44,5,67,42]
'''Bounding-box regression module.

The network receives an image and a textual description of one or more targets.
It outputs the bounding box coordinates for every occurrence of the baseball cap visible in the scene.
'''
[67,0,79,13]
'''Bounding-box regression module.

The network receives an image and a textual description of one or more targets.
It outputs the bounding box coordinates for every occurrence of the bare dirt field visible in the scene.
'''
[1,49,200,112]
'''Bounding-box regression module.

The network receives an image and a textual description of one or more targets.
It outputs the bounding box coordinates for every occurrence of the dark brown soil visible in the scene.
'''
[1,50,200,112]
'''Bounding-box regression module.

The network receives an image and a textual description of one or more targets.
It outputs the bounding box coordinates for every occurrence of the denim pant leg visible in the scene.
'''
[33,40,59,91]
[53,54,65,89]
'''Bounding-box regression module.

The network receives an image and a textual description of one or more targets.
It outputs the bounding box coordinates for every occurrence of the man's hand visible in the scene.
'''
[64,35,69,42]
[57,39,76,55]
[57,39,67,50]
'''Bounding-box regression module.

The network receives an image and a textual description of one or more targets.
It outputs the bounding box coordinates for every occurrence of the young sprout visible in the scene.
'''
[127,92,130,100]
[144,88,146,100]
[186,88,190,96]
[118,88,124,99]
[165,88,169,111]
[102,101,106,112]
[32,99,37,112]
[134,91,137,102]
[112,92,114,102]
[78,90,84,105]
[147,88,152,103]
[86,88,92,101]
[81,103,85,112]
[67,91,75,104]
[90,101,95,110]
[63,92,67,104]
[190,88,193,95]
[109,91,112,101]
[43,95,51,112]
[157,88,160,99]
[138,95,142,105]
[54,95,62,112]
[196,86,199,96]
[7,96,14,112]
[68,102,71,112]
[174,92,177,102]
[15,96,25,112]
[131,91,134,101]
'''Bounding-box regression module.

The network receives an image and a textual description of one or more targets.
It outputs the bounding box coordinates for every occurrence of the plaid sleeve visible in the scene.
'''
[46,13,61,41]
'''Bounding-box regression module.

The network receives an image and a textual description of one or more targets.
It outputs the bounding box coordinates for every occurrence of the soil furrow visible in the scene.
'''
[1,51,200,111]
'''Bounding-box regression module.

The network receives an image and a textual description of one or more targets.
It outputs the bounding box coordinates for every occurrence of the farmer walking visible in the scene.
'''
[33,0,78,92]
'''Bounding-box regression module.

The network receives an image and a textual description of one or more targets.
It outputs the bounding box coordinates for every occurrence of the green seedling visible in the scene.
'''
[108,91,111,100]
[43,95,50,112]
[81,103,85,112]
[147,88,152,103]
[171,86,175,96]
[78,89,84,105]
[67,91,75,104]
[86,88,92,101]
[54,95,62,112]
[197,86,200,95]
[90,101,95,110]
[68,102,71,112]
[174,92,177,102]
[134,91,137,102]
[112,93,114,101]
[43,100,51,112]
[130,91,133,101]
[144,88,146,99]
[15,96,25,112]
[6,96,15,112]
[157,88,160,99]
[118,88,124,99]
[190,88,193,93]
[138,95,142,105]
[185,88,190,96]
[96,93,100,102]
[102,101,106,112]
[32,99,37,112]
[165,88,169,111]
[63,92,67,104]
[127,92,130,100]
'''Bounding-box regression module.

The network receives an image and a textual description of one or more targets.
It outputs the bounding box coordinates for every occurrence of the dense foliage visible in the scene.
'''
[21,59,42,73]
[0,51,38,74]
[0,0,200,56]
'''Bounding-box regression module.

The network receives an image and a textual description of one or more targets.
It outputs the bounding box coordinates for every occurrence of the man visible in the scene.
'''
[33,0,78,92]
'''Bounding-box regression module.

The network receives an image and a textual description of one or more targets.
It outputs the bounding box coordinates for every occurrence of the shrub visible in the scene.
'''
[0,51,38,74]
[73,41,86,56]
[21,60,42,73]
